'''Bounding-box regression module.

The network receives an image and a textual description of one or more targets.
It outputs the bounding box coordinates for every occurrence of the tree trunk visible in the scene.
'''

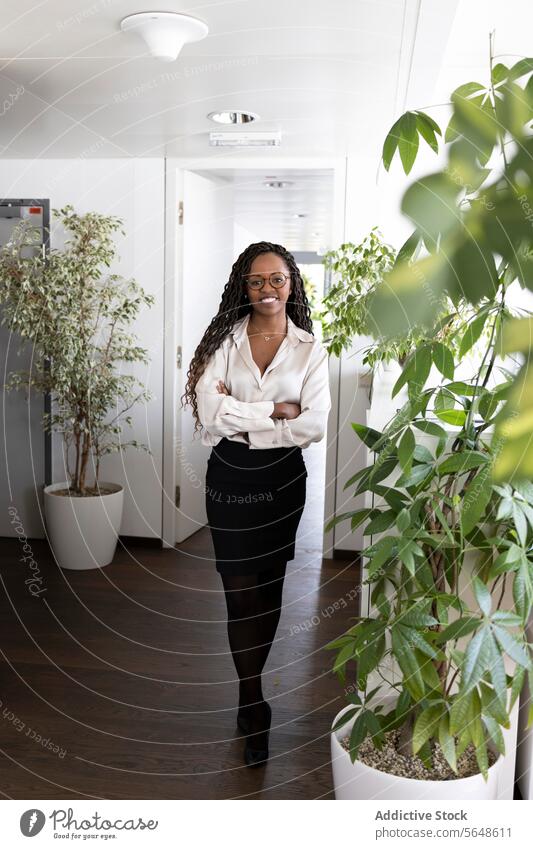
[78,432,91,495]
[73,426,81,492]
[397,711,414,756]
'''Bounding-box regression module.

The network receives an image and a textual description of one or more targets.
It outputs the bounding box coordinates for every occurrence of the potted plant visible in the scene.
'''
[0,204,154,570]
[324,41,533,799]
[326,372,532,798]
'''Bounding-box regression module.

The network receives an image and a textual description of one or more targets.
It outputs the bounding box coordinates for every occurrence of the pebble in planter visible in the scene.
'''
[343,727,497,780]
[330,700,503,801]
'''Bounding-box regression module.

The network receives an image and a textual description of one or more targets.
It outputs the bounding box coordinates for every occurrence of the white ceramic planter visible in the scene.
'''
[44,481,124,570]
[331,703,503,800]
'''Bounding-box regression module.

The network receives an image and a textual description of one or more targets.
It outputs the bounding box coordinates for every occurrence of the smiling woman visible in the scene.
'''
[181,240,331,768]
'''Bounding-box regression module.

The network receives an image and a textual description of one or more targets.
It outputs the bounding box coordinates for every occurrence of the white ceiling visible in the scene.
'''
[1,1,530,249]
[196,167,335,252]
[0,0,460,159]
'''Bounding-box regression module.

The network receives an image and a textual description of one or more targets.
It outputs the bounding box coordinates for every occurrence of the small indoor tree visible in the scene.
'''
[0,204,154,496]
[320,227,476,369]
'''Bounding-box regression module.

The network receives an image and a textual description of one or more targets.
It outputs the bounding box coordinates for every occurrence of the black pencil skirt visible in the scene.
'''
[205,436,307,575]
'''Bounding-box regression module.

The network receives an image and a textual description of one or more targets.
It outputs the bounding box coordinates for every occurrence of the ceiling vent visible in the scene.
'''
[209,131,282,147]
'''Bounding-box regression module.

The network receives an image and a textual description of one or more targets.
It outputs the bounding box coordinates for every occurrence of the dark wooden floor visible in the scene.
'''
[0,444,360,799]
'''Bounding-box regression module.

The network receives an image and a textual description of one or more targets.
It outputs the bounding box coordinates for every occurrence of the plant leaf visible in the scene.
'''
[438,713,457,772]
[413,704,444,753]
[460,464,492,535]
[351,422,384,449]
[438,450,489,475]
[432,341,455,379]
[462,626,492,692]
[473,576,492,617]
[331,706,359,732]
[398,427,415,472]
[398,112,420,174]
[348,711,369,763]
[492,624,531,668]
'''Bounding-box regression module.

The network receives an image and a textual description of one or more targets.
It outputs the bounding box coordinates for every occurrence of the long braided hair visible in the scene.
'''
[181,241,313,434]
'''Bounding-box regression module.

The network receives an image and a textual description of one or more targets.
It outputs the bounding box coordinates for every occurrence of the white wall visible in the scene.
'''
[0,158,165,539]
[233,222,261,257]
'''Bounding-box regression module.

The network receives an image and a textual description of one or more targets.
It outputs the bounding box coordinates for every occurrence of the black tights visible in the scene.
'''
[221,561,287,722]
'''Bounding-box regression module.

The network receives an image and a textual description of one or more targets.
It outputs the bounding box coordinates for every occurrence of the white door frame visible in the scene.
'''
[162,155,347,548]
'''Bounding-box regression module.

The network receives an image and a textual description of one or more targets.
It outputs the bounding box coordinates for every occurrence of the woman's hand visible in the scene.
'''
[216,380,230,395]
[271,402,301,420]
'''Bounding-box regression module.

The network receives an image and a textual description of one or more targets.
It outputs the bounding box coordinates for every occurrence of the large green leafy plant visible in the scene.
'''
[370,37,533,480]
[325,43,533,779]
[0,204,154,496]
[326,326,533,777]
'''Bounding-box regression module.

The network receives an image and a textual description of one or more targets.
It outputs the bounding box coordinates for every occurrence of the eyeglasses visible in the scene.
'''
[242,272,291,290]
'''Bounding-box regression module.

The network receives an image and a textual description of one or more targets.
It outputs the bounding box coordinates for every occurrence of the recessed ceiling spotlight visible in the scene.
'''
[120,12,208,62]
[263,180,293,189]
[207,110,259,124]
[293,213,307,218]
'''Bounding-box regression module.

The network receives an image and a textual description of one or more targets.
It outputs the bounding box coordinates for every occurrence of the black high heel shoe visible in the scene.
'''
[243,701,272,767]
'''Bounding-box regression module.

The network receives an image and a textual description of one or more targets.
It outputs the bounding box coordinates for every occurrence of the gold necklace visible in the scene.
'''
[249,315,288,342]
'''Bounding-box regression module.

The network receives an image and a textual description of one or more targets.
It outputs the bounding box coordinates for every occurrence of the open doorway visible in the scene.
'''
[163,159,346,561]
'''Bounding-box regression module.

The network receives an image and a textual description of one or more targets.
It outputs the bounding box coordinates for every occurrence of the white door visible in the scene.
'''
[174,170,235,543]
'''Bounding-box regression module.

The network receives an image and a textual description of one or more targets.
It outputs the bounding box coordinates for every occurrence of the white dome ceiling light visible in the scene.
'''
[120,12,208,62]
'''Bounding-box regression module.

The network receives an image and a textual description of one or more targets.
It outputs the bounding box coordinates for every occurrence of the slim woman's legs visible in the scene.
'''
[220,561,288,708]
[256,561,287,670]
[220,570,266,712]
[220,562,288,763]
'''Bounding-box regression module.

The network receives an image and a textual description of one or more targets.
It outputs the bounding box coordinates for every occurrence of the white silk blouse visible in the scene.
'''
[194,312,332,450]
